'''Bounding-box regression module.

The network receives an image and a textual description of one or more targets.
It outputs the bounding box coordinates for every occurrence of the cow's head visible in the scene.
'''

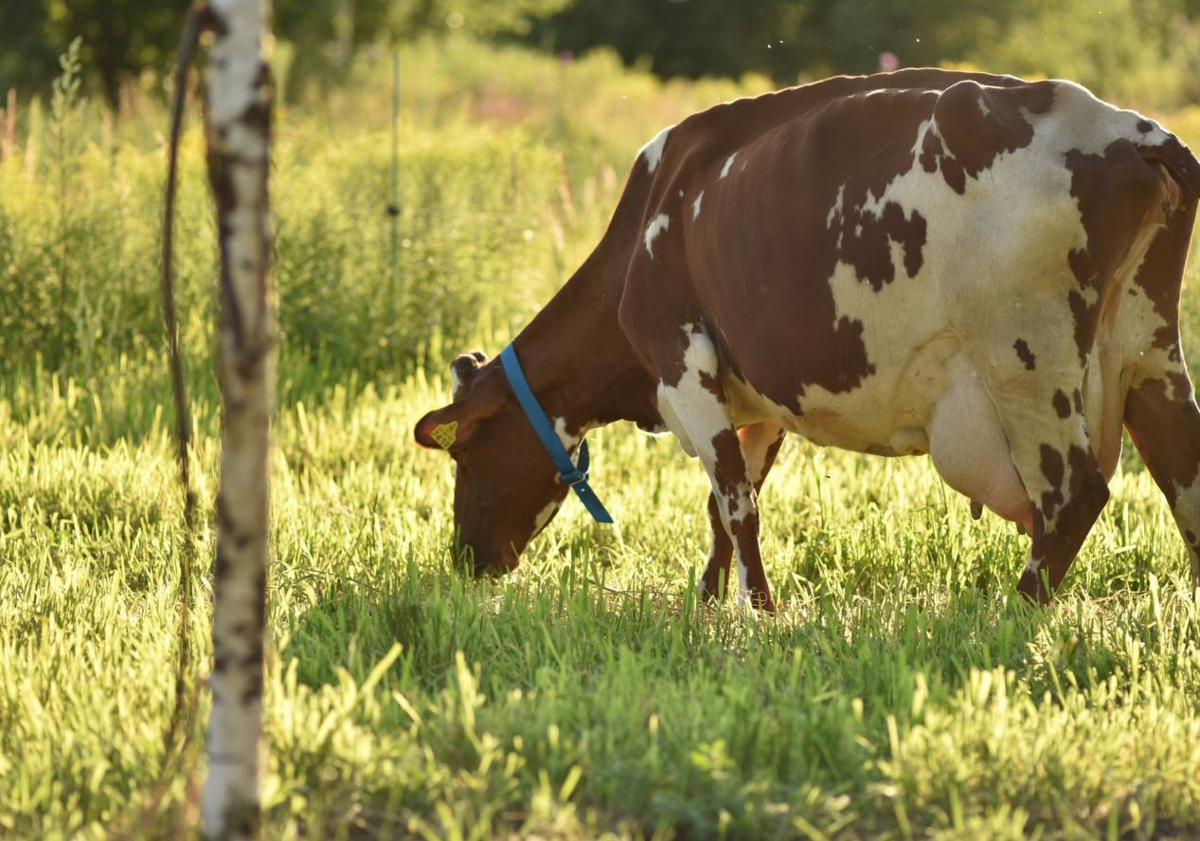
[414,352,568,574]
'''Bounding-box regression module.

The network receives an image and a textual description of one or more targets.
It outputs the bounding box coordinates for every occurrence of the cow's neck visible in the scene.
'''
[506,261,656,439]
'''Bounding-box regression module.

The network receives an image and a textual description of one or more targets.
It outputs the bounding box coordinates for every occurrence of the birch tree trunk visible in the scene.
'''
[200,0,274,837]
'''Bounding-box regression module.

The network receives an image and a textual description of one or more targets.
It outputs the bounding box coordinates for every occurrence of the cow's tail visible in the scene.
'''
[1138,133,1200,202]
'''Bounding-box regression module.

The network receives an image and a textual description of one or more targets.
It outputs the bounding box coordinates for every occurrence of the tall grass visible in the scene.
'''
[3,368,1200,838]
[0,37,770,395]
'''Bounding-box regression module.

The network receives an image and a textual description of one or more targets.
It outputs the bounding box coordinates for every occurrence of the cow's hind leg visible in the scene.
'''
[701,421,785,602]
[1120,199,1200,592]
[655,325,775,611]
[968,333,1111,602]
[1125,371,1200,591]
[991,376,1110,602]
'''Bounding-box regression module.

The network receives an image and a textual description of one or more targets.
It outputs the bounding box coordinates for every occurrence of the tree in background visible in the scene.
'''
[3,0,1198,115]
[526,0,1198,110]
[0,0,188,109]
[1,0,568,105]
[274,0,570,92]
[198,0,275,835]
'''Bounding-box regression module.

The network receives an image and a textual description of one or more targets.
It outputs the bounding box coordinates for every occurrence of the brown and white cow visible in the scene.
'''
[415,68,1200,610]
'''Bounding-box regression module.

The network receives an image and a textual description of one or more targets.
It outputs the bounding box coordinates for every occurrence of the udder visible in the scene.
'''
[928,362,1034,530]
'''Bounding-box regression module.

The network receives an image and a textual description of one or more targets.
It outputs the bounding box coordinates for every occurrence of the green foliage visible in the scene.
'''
[531,0,1198,110]
[4,0,1197,113]
[276,0,571,93]
[0,37,768,388]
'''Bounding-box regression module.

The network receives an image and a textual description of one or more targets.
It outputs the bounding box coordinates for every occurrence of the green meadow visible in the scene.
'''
[3,36,1200,840]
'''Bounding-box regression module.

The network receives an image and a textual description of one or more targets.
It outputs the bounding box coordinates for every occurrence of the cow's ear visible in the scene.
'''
[414,362,506,452]
[450,351,488,401]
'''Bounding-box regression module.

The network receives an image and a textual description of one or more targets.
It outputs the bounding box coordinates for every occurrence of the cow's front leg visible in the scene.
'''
[1124,367,1200,592]
[655,326,775,611]
[701,421,784,602]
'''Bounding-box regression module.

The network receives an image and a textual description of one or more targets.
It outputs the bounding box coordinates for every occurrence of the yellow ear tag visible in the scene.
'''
[430,421,459,450]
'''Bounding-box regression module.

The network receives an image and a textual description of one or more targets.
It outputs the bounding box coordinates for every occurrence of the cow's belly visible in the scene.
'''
[726,327,961,455]
[726,334,1127,528]
[728,352,1033,527]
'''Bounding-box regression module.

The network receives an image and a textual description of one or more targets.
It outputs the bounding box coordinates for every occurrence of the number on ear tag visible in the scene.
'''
[430,421,459,450]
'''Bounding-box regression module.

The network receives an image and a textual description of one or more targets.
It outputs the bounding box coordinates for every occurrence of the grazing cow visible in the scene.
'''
[415,68,1200,610]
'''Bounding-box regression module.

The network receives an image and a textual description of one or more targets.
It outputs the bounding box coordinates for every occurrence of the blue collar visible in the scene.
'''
[500,344,613,524]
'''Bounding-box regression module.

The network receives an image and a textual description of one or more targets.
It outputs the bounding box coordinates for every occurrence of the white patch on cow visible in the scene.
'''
[531,499,561,535]
[639,125,673,174]
[644,213,670,258]
[552,416,598,457]
[826,183,847,250]
[719,152,738,179]
[692,191,704,220]
[655,326,727,460]
[825,184,845,228]
[1024,555,1041,575]
[450,366,464,399]
[1047,81,1172,152]
[977,95,991,117]
[678,189,685,199]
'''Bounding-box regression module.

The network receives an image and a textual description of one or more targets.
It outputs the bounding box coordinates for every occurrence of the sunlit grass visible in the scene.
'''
[3,359,1200,839]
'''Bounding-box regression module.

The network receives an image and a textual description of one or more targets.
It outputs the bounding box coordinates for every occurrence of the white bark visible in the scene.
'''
[200,0,274,838]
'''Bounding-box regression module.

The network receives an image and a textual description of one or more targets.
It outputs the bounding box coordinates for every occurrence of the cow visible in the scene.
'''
[415,68,1200,611]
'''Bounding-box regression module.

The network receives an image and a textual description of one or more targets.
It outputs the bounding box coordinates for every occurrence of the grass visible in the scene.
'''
[3,34,1200,841]
[3,359,1200,839]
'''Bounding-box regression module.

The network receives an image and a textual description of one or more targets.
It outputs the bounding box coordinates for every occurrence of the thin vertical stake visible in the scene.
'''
[388,50,400,331]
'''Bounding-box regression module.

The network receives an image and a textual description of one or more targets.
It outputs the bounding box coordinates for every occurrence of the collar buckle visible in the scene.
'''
[558,468,588,487]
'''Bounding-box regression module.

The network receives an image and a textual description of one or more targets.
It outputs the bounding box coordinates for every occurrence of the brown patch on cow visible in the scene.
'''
[655,323,700,388]
[1128,195,1195,359]
[920,127,966,194]
[728,510,774,610]
[1021,444,1110,600]
[832,202,927,291]
[1167,371,1192,402]
[1072,389,1084,415]
[1125,377,1200,511]
[711,429,745,501]
[1053,390,1071,419]
[1137,134,1200,199]
[1137,119,1153,134]
[1065,140,1169,365]
[926,80,1055,194]
[1040,444,1066,519]
[699,370,724,401]
[1013,339,1036,370]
